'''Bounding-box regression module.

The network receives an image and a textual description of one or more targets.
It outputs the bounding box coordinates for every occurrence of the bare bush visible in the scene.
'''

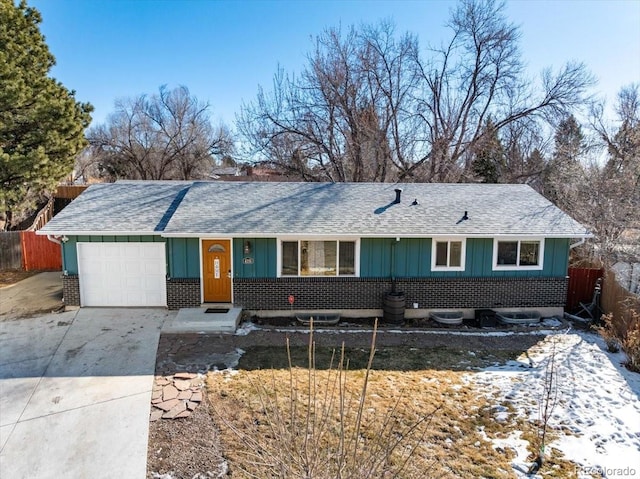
[211,320,438,478]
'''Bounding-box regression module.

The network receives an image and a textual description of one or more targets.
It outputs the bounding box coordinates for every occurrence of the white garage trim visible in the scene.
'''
[77,242,167,307]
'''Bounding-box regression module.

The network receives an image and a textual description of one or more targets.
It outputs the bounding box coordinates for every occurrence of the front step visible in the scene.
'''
[162,304,242,333]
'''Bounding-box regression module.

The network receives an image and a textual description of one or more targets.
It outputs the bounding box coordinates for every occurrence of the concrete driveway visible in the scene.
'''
[0,272,63,318]
[0,308,171,479]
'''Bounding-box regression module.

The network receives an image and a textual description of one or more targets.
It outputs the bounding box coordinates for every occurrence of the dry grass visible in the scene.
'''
[198,320,587,478]
[208,368,511,478]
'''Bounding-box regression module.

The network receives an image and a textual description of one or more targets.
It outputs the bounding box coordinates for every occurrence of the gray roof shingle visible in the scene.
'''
[40,181,589,238]
[39,181,191,235]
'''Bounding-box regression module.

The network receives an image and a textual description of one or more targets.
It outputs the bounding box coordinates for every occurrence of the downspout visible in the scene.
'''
[46,235,68,274]
[390,240,396,292]
[46,234,62,245]
[390,237,400,293]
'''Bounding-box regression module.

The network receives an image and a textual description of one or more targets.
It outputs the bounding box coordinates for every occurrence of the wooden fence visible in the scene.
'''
[20,231,62,271]
[0,232,22,270]
[602,269,640,328]
[55,185,87,199]
[0,231,61,271]
[27,197,55,231]
[566,267,604,312]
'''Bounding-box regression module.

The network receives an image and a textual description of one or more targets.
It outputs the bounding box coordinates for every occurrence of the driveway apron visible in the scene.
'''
[0,308,169,479]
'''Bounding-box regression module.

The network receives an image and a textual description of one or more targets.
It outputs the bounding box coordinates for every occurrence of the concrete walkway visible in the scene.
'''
[0,308,171,479]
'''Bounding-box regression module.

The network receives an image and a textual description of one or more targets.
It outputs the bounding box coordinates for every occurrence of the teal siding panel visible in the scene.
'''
[168,238,185,278]
[185,238,200,277]
[361,238,430,278]
[360,237,568,279]
[168,238,200,278]
[234,238,277,278]
[62,238,78,274]
[544,238,569,277]
[361,238,391,277]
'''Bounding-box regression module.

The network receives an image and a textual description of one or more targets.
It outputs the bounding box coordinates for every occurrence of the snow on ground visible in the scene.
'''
[470,331,640,478]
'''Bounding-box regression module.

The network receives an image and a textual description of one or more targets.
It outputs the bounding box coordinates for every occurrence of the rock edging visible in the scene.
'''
[150,372,204,421]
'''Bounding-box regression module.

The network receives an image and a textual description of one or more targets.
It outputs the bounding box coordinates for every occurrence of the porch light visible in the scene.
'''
[244,240,252,254]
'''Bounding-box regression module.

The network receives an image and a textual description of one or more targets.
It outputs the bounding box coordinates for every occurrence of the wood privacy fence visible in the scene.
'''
[566,267,604,311]
[0,232,23,270]
[602,269,640,325]
[28,197,55,231]
[0,231,61,271]
[20,231,62,270]
[55,185,87,199]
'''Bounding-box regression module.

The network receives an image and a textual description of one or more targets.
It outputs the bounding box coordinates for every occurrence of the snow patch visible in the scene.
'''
[235,321,260,336]
[469,331,640,477]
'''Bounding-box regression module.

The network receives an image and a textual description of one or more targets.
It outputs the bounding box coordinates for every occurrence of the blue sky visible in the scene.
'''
[30,0,640,129]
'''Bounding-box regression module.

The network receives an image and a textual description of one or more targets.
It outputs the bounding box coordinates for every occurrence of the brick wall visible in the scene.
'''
[166,278,200,310]
[62,274,80,306]
[232,277,568,310]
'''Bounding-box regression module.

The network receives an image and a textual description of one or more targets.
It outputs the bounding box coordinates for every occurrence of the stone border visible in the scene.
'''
[150,372,204,421]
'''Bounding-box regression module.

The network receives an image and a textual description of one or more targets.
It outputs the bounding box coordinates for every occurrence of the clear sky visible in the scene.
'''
[29,0,640,129]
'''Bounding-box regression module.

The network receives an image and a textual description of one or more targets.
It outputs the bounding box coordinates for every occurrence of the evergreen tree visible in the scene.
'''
[0,0,92,230]
[471,120,504,183]
[543,115,586,206]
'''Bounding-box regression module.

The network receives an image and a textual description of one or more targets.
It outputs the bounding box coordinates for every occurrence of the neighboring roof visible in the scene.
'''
[39,181,590,238]
[39,181,191,235]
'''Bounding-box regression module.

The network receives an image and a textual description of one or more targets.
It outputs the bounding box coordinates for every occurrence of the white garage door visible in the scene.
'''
[77,242,167,307]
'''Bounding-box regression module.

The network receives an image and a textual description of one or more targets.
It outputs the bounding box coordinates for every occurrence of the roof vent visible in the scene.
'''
[394,188,402,204]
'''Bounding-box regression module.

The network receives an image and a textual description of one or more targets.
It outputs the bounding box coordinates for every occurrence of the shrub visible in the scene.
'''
[211,319,438,478]
[598,309,640,372]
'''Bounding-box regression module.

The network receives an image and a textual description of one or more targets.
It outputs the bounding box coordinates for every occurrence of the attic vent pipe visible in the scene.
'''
[394,188,402,204]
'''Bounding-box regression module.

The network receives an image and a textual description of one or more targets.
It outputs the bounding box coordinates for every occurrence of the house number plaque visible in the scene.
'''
[214,258,220,279]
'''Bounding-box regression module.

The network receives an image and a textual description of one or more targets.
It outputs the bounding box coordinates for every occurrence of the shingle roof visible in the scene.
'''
[39,181,191,235]
[40,181,590,238]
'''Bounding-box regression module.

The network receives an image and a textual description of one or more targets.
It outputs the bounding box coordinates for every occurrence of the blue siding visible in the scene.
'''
[360,238,431,277]
[61,235,165,275]
[233,238,277,278]
[167,238,200,278]
[63,235,569,280]
[360,237,569,278]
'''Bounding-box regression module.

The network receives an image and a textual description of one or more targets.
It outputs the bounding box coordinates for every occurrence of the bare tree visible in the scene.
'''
[407,0,594,182]
[87,85,233,181]
[238,22,420,182]
[239,2,593,184]
[582,84,640,264]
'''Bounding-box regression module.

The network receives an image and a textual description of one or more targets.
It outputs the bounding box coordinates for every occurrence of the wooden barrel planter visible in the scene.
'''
[383,292,405,324]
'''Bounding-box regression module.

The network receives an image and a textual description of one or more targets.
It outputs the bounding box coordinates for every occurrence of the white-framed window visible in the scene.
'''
[493,238,544,270]
[278,239,358,277]
[431,238,466,271]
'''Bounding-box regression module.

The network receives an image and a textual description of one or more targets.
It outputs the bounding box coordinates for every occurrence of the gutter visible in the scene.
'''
[569,237,586,249]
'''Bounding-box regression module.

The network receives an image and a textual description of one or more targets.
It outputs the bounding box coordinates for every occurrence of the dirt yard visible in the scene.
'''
[0,270,37,287]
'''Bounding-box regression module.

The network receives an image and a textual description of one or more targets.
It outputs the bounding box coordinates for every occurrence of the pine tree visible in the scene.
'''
[543,115,586,207]
[0,0,92,230]
[471,120,505,183]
